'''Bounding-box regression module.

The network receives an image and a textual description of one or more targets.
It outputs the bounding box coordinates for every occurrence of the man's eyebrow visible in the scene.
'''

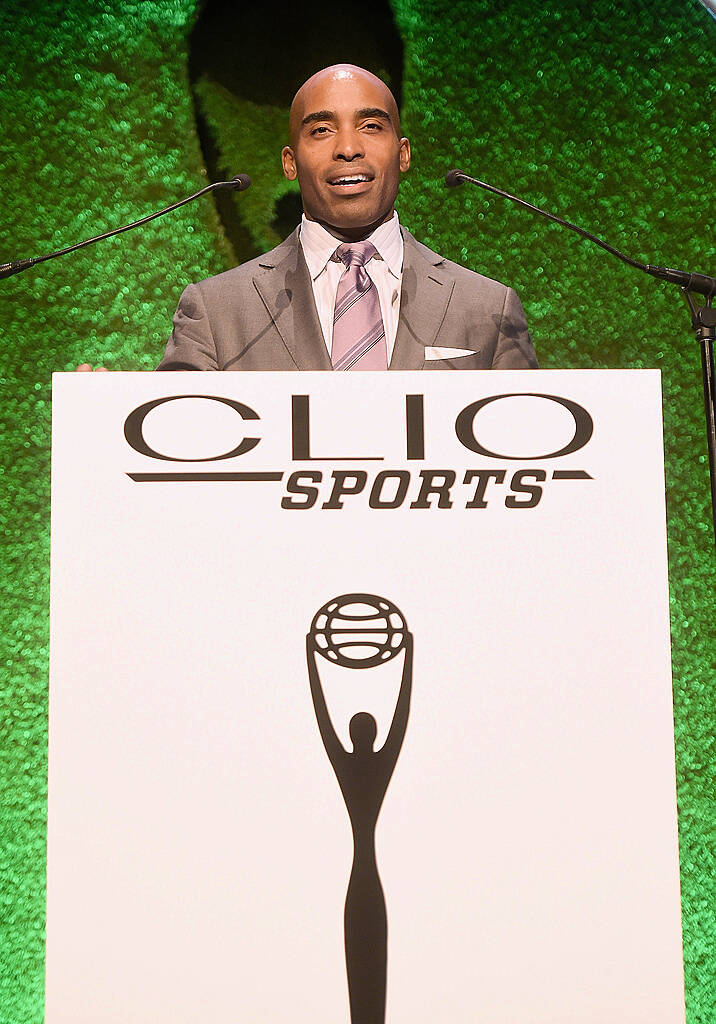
[301,110,335,127]
[300,107,394,128]
[355,107,392,122]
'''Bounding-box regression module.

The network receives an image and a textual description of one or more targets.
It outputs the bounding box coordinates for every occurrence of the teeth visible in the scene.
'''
[332,175,369,184]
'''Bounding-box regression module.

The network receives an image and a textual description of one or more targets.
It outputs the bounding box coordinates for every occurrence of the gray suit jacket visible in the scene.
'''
[158,227,538,371]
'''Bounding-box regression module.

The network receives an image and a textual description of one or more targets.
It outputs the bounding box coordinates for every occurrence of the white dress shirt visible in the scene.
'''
[299,212,404,362]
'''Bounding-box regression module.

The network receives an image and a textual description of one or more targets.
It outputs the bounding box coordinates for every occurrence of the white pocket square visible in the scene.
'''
[424,346,478,360]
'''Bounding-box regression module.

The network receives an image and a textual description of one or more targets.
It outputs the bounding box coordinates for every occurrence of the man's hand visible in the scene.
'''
[75,364,109,371]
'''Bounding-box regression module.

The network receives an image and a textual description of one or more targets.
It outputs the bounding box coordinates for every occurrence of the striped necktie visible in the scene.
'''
[331,241,388,371]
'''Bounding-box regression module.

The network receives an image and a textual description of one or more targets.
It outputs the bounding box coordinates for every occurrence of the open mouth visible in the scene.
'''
[327,174,374,189]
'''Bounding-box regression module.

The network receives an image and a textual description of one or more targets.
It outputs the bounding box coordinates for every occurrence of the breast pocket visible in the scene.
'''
[423,349,488,370]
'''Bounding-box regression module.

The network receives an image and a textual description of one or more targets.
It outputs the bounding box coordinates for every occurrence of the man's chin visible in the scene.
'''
[316,207,393,241]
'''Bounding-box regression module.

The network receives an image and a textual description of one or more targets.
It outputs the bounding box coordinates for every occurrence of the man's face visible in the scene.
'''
[282,69,410,241]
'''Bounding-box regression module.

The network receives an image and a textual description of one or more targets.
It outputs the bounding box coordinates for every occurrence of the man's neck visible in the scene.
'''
[304,211,395,243]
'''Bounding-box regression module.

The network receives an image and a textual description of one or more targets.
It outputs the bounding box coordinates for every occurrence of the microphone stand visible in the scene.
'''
[0,174,251,280]
[446,169,716,553]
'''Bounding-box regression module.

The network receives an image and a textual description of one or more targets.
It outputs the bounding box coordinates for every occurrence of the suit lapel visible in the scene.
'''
[390,229,456,370]
[251,226,454,371]
[252,229,332,370]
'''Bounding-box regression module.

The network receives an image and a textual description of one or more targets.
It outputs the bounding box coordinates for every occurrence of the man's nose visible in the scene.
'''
[333,129,364,161]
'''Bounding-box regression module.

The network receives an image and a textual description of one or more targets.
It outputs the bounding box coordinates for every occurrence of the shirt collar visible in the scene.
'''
[299,212,403,280]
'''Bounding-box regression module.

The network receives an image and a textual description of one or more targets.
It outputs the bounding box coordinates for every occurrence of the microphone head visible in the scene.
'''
[309,593,409,670]
[230,173,251,191]
[445,168,466,188]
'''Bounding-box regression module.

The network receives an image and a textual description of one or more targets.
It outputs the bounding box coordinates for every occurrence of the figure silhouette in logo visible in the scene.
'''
[306,594,413,1024]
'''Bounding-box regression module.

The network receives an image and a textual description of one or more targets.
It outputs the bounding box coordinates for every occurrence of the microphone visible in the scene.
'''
[445,168,716,298]
[444,168,466,189]
[222,174,251,192]
[0,173,252,280]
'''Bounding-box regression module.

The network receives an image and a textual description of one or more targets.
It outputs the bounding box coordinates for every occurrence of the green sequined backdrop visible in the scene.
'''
[0,0,713,1021]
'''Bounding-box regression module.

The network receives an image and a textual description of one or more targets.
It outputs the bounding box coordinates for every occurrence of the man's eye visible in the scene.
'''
[364,121,382,130]
[311,125,330,135]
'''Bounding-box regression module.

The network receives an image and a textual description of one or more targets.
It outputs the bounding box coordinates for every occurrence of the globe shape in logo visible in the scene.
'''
[310,594,408,669]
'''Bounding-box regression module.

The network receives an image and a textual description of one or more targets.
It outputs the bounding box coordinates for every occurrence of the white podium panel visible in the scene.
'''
[48,371,685,1023]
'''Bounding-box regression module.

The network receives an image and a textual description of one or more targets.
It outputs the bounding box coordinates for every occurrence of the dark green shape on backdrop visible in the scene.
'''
[0,1,713,1022]
[189,0,404,261]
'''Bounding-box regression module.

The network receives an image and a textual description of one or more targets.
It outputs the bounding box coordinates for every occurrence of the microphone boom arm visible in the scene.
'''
[0,174,251,280]
[446,168,716,554]
[445,170,716,296]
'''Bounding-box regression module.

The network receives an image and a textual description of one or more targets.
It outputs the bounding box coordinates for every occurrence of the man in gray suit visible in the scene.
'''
[157,64,537,372]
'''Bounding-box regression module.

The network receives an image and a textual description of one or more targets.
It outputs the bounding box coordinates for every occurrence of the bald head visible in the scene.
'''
[289,64,400,146]
[281,64,410,241]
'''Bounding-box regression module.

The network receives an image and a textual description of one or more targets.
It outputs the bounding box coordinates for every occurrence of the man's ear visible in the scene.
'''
[282,146,297,181]
[399,137,411,174]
